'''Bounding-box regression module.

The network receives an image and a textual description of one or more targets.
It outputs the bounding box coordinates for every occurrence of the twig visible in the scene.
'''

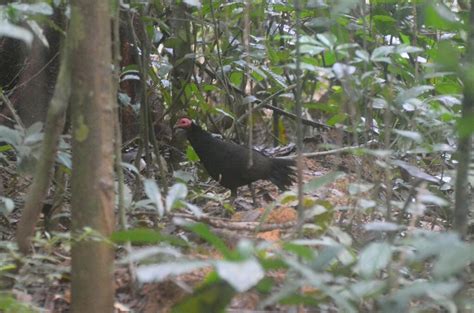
[0,91,25,130]
[262,103,331,131]
[237,84,297,124]
[280,140,377,159]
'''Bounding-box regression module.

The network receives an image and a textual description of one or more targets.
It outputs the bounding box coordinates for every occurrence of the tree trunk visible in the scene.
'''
[454,0,474,237]
[69,0,115,312]
[169,1,193,123]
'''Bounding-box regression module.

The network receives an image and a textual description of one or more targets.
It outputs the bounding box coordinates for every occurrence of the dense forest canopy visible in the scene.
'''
[0,0,473,312]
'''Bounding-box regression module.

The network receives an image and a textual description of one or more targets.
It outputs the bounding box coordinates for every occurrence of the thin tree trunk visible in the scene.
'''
[454,0,474,237]
[69,0,115,311]
[16,27,71,254]
[169,1,193,122]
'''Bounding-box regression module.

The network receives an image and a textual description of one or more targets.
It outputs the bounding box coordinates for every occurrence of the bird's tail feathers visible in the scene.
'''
[269,158,297,191]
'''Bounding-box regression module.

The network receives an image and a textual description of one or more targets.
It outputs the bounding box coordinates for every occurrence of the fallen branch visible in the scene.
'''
[171,212,297,232]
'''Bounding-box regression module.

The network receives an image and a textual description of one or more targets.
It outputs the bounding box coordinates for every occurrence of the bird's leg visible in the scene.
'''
[248,183,257,206]
[230,188,237,202]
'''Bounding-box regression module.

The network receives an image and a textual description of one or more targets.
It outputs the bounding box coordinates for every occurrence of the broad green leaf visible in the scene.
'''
[355,49,370,63]
[26,20,48,47]
[393,129,423,143]
[424,2,461,31]
[165,183,187,210]
[348,183,374,195]
[356,242,392,278]
[349,280,385,299]
[0,197,14,215]
[111,228,187,246]
[0,21,33,46]
[364,221,401,232]
[0,126,21,147]
[431,40,460,71]
[215,259,264,292]
[433,243,474,278]
[10,2,53,15]
[394,44,423,54]
[186,145,199,162]
[371,46,394,59]
[299,35,325,55]
[137,261,209,283]
[144,179,165,216]
[123,246,182,263]
[282,242,315,260]
[316,33,337,50]
[303,171,345,193]
[187,223,234,259]
[395,85,434,105]
[172,280,235,313]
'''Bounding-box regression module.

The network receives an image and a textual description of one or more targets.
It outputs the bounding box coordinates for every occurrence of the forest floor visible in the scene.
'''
[0,153,450,313]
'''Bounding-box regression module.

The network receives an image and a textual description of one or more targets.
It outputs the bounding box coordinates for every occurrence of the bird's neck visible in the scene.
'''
[186,123,215,151]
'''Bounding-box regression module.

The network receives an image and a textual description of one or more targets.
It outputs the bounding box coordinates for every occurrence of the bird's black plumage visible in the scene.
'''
[176,118,296,196]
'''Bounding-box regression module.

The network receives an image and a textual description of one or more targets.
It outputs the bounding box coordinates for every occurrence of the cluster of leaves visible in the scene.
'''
[0,1,58,47]
[0,123,70,216]
[115,173,473,312]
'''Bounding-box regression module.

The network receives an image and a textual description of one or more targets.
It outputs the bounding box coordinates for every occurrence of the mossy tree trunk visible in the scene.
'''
[69,0,115,311]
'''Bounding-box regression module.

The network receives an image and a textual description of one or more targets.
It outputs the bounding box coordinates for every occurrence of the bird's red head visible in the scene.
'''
[175,117,193,129]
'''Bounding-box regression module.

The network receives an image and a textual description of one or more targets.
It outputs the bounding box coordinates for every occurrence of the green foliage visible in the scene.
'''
[0,294,37,313]
[118,0,473,310]
[111,228,188,246]
[172,280,235,313]
[2,0,473,311]
[0,122,71,173]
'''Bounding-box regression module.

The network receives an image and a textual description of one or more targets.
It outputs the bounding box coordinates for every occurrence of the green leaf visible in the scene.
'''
[316,33,337,50]
[187,223,234,259]
[172,280,235,313]
[349,280,385,299]
[431,40,461,71]
[0,126,21,147]
[393,129,423,143]
[356,242,392,278]
[0,197,14,215]
[303,171,345,193]
[299,35,325,55]
[395,85,434,106]
[10,2,53,15]
[0,294,36,313]
[424,2,461,31]
[282,242,315,260]
[371,45,394,60]
[165,183,188,210]
[186,145,199,162]
[433,243,474,278]
[215,259,264,292]
[111,228,187,246]
[144,179,165,216]
[137,261,209,283]
[373,14,397,35]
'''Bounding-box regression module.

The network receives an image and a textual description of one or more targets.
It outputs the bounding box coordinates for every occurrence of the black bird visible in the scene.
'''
[175,117,296,198]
